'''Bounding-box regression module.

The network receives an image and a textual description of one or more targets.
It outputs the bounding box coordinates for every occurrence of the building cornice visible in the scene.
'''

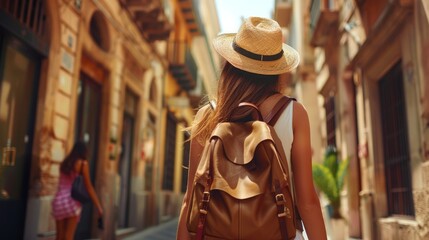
[351,1,413,69]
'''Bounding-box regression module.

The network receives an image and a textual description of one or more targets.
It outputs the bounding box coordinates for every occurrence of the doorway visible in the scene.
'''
[118,90,138,228]
[379,60,414,216]
[0,33,41,239]
[74,72,102,239]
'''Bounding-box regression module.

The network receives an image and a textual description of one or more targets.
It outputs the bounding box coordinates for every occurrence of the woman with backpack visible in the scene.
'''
[177,17,327,239]
[52,141,103,240]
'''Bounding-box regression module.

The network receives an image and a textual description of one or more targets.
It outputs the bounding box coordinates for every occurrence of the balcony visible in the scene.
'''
[177,0,200,36]
[168,41,197,91]
[120,0,172,42]
[274,0,293,28]
[310,0,339,47]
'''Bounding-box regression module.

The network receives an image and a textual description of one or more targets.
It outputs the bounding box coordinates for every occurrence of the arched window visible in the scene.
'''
[89,11,110,52]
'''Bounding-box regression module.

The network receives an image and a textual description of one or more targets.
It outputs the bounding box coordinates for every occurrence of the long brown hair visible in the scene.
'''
[192,62,280,142]
[60,141,88,174]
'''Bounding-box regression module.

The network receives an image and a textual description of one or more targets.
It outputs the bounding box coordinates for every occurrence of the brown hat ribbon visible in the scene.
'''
[232,40,284,62]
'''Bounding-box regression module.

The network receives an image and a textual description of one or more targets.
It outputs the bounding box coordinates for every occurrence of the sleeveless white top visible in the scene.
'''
[273,101,294,174]
[273,101,307,240]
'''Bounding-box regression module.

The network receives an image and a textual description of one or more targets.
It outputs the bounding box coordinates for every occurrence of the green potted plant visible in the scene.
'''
[312,146,349,219]
[312,146,349,240]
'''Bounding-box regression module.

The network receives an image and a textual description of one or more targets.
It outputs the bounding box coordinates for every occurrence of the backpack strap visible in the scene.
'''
[271,130,305,234]
[259,93,296,125]
[274,180,292,240]
[195,139,216,240]
[260,94,304,232]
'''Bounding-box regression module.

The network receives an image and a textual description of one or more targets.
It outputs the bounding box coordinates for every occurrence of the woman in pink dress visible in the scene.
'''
[52,142,103,240]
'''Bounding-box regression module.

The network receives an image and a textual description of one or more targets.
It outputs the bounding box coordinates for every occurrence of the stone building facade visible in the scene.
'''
[0,0,219,239]
[0,0,204,239]
[307,0,429,239]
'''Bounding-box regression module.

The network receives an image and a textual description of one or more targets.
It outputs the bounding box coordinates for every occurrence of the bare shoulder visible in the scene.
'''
[291,101,310,134]
[292,101,309,122]
[74,159,86,172]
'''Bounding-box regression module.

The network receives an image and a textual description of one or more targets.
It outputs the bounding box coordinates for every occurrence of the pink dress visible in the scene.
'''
[52,171,82,220]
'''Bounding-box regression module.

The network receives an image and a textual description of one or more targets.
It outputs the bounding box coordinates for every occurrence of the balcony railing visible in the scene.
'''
[120,0,172,42]
[309,0,339,47]
[168,41,197,91]
[0,0,49,55]
[176,0,200,36]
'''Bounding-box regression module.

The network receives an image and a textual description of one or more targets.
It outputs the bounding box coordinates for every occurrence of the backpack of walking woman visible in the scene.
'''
[187,94,302,240]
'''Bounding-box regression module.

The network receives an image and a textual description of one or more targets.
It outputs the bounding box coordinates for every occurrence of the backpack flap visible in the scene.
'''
[210,121,277,199]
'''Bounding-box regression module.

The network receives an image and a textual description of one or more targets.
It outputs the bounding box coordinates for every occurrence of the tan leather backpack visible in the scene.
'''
[187,95,301,240]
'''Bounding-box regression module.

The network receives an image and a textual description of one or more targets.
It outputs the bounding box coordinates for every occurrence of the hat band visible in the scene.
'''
[232,40,284,61]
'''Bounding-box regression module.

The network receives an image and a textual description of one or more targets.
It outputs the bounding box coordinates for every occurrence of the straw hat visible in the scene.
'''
[213,16,300,75]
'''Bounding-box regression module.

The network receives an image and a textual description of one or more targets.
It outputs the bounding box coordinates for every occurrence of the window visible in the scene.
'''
[379,61,414,216]
[162,113,177,190]
[325,95,336,147]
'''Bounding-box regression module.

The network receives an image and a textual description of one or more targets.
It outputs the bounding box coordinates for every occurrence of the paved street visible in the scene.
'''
[119,218,363,240]
[123,218,178,240]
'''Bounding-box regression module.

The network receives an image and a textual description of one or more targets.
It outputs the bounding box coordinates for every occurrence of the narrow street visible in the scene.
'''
[0,0,428,239]
[122,219,178,240]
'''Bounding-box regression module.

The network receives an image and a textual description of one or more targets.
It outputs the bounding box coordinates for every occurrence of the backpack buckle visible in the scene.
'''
[275,193,285,205]
[278,206,292,218]
[202,191,211,202]
[285,206,292,218]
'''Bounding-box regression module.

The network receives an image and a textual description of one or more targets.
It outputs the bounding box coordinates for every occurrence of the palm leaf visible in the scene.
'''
[312,163,339,203]
[312,147,349,219]
[323,153,338,177]
[336,158,349,191]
